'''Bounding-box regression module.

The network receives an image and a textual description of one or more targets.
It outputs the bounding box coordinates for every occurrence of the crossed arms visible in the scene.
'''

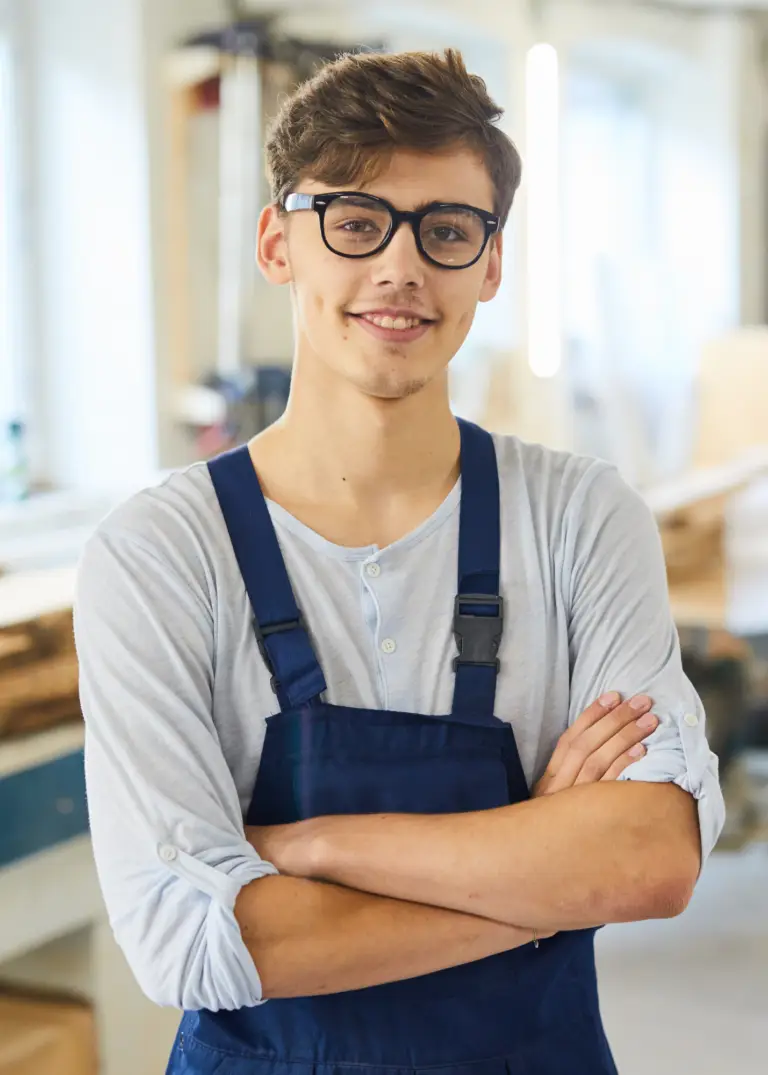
[236,694,701,999]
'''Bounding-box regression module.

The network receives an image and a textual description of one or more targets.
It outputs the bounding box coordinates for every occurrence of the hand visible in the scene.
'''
[533,692,659,797]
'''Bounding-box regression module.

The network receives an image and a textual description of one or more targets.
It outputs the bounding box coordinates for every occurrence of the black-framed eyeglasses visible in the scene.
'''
[282,191,501,270]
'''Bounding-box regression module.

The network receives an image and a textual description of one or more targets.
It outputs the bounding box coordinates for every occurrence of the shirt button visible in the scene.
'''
[159,844,178,863]
[683,713,699,727]
[366,562,381,578]
[381,637,397,654]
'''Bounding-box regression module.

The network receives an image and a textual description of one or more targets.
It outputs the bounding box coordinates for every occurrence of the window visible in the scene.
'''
[562,43,739,487]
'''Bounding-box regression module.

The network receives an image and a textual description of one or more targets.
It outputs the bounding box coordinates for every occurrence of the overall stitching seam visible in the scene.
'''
[186,1033,529,1070]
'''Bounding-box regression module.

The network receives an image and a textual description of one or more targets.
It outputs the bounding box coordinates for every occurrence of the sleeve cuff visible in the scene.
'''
[616,712,726,865]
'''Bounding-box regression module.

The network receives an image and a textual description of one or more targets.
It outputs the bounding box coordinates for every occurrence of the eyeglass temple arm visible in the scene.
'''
[283,194,315,211]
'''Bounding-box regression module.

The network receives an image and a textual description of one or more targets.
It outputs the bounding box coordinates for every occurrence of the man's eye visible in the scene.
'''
[428,226,467,243]
[338,219,380,233]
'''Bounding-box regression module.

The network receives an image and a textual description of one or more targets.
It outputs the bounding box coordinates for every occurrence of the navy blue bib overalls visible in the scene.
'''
[167,419,618,1075]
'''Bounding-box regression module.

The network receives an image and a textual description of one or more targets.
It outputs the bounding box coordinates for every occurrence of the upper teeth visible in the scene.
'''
[362,315,423,330]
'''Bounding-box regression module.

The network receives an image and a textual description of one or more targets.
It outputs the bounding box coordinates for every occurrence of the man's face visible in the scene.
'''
[258,146,503,401]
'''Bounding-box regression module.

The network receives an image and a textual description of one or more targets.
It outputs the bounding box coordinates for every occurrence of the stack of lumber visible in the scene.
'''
[0,569,80,739]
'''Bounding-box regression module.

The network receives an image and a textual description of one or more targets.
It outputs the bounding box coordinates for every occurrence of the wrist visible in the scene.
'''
[272,817,333,879]
[245,818,331,878]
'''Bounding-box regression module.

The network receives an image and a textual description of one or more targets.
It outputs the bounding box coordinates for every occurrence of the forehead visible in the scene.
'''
[301,147,495,213]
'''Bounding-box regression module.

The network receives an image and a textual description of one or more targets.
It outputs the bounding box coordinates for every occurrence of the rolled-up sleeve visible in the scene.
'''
[74,527,277,1011]
[563,462,726,865]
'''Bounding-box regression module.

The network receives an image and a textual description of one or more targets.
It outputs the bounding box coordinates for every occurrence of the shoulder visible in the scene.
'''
[491,431,622,518]
[76,462,224,599]
[90,462,218,547]
[490,431,656,562]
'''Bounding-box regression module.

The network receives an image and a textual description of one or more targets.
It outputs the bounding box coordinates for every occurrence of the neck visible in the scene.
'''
[249,357,461,547]
[283,376,460,498]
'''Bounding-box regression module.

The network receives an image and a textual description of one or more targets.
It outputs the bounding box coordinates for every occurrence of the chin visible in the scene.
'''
[348,356,433,400]
[318,332,448,400]
[364,375,430,400]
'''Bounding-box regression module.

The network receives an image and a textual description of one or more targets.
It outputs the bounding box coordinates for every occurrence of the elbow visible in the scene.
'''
[124,934,258,1013]
[612,871,695,924]
[633,788,702,921]
[647,871,697,920]
[637,847,700,921]
[119,933,207,1011]
[612,841,700,923]
[112,919,188,1009]
[114,885,263,1012]
[132,962,186,1011]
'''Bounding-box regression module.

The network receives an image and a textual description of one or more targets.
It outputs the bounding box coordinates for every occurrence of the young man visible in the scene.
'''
[74,49,723,1075]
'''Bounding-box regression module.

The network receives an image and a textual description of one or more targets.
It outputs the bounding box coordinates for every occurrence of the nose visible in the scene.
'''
[369,221,426,290]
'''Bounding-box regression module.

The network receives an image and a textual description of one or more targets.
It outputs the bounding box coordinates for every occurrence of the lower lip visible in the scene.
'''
[349,315,433,343]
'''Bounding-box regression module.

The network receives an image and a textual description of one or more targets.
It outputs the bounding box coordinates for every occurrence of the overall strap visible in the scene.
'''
[452,419,503,719]
[208,446,327,710]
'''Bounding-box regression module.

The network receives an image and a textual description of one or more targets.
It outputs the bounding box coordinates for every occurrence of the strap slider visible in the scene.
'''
[253,614,306,695]
[452,594,503,673]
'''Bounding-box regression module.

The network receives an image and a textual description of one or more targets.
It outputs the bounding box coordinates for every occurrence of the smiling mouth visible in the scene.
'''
[348,313,434,332]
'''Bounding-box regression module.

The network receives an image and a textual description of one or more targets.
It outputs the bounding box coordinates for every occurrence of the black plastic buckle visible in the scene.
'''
[452,594,503,672]
[253,613,305,695]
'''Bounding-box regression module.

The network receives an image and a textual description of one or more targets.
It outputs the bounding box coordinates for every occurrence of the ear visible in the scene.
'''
[257,203,293,285]
[478,231,503,303]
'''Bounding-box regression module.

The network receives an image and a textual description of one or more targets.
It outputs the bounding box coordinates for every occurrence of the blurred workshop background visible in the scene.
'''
[0,0,767,1072]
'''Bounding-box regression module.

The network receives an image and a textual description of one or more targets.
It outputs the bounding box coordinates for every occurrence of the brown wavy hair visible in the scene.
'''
[265,48,523,227]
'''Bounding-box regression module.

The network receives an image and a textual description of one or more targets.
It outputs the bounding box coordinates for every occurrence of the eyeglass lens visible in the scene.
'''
[322,195,488,267]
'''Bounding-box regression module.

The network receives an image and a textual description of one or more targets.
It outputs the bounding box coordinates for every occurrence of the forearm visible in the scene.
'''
[280,783,701,931]
[235,874,537,999]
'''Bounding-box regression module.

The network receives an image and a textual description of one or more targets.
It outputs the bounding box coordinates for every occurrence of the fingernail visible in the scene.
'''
[599,692,620,707]
[629,744,646,758]
[636,713,658,731]
[630,695,652,711]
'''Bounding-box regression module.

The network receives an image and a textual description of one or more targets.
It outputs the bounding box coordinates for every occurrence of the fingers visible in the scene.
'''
[546,692,622,773]
[600,745,646,782]
[575,694,653,755]
[565,692,623,739]
[554,695,658,790]
[572,704,659,785]
[535,691,661,797]
[535,693,623,796]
